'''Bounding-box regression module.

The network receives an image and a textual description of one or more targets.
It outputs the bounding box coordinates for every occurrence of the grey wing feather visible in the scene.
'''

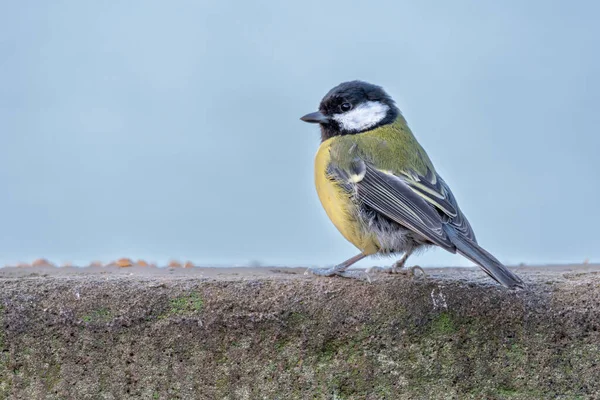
[403,168,458,218]
[437,177,477,243]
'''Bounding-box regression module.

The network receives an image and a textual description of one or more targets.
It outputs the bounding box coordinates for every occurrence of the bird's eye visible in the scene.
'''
[340,102,352,112]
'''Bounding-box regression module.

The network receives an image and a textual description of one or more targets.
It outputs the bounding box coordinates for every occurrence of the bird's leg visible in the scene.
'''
[392,250,413,271]
[305,253,368,279]
[367,249,425,277]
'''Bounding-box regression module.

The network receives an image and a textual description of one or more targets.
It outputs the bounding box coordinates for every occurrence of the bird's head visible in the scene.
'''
[301,80,399,141]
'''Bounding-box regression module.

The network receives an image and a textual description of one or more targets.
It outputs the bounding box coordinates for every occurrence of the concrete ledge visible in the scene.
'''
[0,265,599,399]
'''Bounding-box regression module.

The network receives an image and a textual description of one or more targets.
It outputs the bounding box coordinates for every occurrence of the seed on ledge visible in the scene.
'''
[116,258,134,268]
[89,261,104,267]
[32,258,55,267]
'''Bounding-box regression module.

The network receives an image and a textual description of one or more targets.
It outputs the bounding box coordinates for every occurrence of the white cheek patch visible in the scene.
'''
[332,101,390,132]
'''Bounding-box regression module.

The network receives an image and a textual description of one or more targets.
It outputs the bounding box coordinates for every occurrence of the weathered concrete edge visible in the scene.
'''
[0,265,599,399]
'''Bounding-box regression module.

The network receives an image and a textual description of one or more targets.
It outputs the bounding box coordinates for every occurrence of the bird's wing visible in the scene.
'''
[327,157,457,252]
[401,167,477,243]
[326,143,522,288]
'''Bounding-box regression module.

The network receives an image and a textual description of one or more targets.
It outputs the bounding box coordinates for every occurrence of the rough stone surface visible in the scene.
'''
[0,264,599,399]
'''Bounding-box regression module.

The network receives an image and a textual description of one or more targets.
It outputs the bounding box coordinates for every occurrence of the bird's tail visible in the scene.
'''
[444,227,525,289]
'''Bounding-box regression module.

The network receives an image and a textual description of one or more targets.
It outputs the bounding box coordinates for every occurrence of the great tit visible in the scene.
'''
[301,80,524,288]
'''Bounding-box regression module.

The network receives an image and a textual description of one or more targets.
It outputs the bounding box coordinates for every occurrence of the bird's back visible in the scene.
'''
[331,116,435,178]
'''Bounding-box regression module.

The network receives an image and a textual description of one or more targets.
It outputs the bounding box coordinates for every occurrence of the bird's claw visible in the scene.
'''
[304,267,336,277]
[408,265,427,279]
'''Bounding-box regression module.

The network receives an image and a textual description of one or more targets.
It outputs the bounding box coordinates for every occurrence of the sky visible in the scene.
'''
[1,1,599,268]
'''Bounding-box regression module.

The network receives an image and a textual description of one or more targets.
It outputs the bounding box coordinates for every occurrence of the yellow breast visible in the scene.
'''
[314,139,379,255]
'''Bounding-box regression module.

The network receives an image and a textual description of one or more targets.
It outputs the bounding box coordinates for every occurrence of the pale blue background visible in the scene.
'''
[1,1,599,267]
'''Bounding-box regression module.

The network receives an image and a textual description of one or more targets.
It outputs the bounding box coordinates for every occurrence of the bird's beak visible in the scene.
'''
[300,111,330,124]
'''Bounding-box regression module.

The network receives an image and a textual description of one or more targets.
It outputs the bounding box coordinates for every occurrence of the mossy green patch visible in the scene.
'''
[286,311,306,326]
[81,308,113,324]
[430,312,456,335]
[374,382,393,398]
[42,363,61,392]
[496,385,519,397]
[317,339,340,362]
[167,292,204,315]
[274,338,288,351]
[506,343,526,362]
[492,386,546,399]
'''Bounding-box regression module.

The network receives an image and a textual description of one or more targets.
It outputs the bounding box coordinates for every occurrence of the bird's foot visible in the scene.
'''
[366,264,426,279]
[304,267,371,282]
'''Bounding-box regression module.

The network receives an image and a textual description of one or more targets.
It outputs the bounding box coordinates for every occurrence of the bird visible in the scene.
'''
[300,80,524,289]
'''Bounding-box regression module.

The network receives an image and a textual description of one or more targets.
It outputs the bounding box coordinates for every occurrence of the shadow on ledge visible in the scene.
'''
[0,264,599,399]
